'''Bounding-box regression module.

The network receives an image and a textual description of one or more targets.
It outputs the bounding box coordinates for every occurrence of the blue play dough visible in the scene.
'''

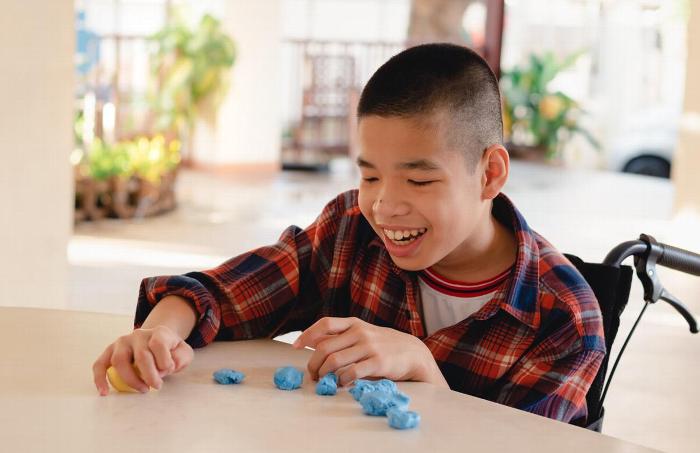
[349,378,398,401]
[274,366,304,390]
[351,378,418,428]
[387,408,420,429]
[213,368,245,385]
[315,372,338,396]
[359,389,410,416]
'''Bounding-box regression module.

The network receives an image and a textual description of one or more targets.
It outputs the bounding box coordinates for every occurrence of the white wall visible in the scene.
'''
[0,1,74,308]
[281,0,409,41]
[192,0,283,165]
[674,1,700,213]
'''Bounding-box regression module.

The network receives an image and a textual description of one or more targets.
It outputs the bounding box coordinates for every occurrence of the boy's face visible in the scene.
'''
[357,114,491,272]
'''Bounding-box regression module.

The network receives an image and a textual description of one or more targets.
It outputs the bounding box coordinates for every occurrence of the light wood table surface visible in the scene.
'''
[0,307,657,452]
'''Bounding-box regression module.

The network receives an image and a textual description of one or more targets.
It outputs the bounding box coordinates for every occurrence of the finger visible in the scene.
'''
[336,357,381,387]
[111,343,148,393]
[293,333,335,350]
[133,346,163,390]
[294,317,358,349]
[148,330,177,374]
[92,343,114,396]
[171,341,194,373]
[333,364,353,386]
[317,345,369,381]
[306,333,359,380]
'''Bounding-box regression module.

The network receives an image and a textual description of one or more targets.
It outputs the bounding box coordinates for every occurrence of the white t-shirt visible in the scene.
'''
[419,266,512,336]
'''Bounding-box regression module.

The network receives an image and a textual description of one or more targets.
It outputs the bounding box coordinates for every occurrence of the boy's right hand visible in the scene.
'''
[92,325,194,396]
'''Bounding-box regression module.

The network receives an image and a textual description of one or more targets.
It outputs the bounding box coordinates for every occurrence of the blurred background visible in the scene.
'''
[1,1,699,451]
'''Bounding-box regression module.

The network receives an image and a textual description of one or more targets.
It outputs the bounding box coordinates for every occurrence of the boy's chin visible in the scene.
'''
[388,255,430,272]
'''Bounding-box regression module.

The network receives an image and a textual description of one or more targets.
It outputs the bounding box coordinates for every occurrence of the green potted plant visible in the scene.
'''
[73,135,182,221]
[127,135,182,217]
[500,51,599,160]
[74,12,235,222]
[148,12,236,159]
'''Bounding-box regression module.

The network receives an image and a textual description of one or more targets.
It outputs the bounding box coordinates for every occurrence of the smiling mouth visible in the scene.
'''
[382,228,427,245]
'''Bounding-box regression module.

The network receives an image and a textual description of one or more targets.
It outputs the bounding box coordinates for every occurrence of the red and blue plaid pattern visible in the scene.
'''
[136,190,604,425]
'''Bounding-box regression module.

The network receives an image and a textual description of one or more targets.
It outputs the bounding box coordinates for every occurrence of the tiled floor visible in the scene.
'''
[71,160,700,452]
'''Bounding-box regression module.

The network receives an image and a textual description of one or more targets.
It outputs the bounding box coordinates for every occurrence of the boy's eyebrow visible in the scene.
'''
[397,159,442,171]
[355,157,442,171]
[356,157,375,168]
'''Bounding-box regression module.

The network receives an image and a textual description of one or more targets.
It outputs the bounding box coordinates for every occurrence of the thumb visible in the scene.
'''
[171,341,194,373]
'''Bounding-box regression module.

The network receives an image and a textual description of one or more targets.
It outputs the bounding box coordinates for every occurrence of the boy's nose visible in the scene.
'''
[372,197,410,218]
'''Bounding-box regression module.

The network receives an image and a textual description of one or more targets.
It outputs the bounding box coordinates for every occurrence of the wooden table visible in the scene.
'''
[0,308,657,452]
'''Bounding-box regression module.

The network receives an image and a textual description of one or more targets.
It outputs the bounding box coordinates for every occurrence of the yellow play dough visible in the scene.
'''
[107,364,146,393]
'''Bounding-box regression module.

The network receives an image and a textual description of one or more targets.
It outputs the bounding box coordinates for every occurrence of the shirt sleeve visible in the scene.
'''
[134,193,348,348]
[492,300,605,425]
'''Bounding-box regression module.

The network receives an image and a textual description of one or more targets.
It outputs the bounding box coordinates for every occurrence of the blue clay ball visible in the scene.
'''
[274,366,304,390]
[359,390,410,416]
[315,372,338,396]
[213,368,245,385]
[349,379,373,401]
[387,408,420,429]
[349,378,398,401]
[374,379,398,394]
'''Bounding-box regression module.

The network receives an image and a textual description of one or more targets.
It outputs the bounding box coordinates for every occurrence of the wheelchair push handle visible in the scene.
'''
[603,234,699,334]
[604,236,700,275]
[656,242,700,277]
[592,235,698,427]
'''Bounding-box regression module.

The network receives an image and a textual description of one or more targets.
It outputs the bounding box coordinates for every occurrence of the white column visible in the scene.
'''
[673,2,700,213]
[193,0,282,166]
[0,1,74,308]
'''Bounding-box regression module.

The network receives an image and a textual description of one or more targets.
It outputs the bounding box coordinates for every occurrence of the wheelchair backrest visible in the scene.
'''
[564,254,634,425]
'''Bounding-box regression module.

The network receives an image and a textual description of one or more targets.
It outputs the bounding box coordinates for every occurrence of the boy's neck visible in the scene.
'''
[430,213,518,284]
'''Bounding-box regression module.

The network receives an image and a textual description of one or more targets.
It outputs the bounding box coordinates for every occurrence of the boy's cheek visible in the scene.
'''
[357,191,372,218]
[357,198,381,236]
[358,206,375,228]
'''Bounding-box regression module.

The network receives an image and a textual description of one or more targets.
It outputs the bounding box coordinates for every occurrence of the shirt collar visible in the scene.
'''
[368,192,542,330]
[478,193,541,330]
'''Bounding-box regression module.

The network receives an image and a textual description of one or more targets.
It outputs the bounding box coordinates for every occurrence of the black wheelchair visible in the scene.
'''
[564,234,700,432]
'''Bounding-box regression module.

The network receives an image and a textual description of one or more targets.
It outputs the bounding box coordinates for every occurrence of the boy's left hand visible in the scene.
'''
[292,317,449,388]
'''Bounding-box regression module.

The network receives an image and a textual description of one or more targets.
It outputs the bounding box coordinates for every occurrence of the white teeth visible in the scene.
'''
[390,237,416,246]
[383,227,427,243]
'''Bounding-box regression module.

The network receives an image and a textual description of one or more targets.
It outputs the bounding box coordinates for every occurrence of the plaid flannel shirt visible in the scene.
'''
[135,190,605,425]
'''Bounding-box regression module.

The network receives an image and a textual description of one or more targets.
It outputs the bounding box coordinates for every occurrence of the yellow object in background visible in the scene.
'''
[107,364,146,393]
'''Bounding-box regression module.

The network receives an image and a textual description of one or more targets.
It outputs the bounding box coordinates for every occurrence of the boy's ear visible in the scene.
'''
[480,144,510,200]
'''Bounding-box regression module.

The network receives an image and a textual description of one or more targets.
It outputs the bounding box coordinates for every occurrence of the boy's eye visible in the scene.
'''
[408,180,435,187]
[362,177,379,183]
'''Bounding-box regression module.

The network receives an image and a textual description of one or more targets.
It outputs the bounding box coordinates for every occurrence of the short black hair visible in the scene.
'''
[357,43,503,168]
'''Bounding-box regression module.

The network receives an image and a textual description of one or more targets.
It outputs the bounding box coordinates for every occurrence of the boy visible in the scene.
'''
[93,43,604,426]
